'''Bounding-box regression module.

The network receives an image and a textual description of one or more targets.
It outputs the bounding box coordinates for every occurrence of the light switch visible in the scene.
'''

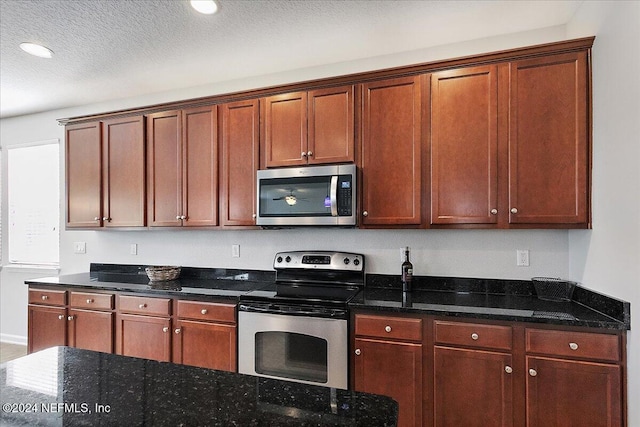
[130,244,138,255]
[74,242,86,254]
[232,244,240,258]
[516,249,530,267]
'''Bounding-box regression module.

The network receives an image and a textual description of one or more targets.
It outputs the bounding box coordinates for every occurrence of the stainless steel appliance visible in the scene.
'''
[256,164,356,226]
[238,251,365,389]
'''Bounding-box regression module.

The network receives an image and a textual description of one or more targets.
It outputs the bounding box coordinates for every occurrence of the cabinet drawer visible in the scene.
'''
[118,295,171,316]
[29,289,66,306]
[70,292,114,310]
[434,321,512,351]
[526,329,620,362]
[176,300,236,323]
[355,314,422,341]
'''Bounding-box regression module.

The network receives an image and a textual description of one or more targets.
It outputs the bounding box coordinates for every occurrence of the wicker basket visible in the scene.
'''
[145,266,181,282]
[532,277,576,302]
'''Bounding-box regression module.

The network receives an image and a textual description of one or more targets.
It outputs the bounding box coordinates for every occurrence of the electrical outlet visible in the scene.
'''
[74,242,86,254]
[516,249,530,267]
[232,244,240,258]
[130,244,138,255]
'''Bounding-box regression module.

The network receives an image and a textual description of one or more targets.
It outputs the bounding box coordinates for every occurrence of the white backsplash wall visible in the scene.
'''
[60,228,569,280]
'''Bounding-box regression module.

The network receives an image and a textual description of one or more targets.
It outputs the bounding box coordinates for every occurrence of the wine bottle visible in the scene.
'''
[401,246,413,292]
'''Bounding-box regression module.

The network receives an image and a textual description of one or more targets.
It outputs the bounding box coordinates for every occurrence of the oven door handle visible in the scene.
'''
[330,175,338,217]
[239,304,346,319]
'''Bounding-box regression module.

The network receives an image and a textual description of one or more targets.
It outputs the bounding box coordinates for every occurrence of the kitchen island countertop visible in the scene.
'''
[0,347,398,426]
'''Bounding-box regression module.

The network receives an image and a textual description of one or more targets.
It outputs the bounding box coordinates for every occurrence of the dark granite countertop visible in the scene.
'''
[352,275,630,330]
[25,263,276,301]
[0,347,398,427]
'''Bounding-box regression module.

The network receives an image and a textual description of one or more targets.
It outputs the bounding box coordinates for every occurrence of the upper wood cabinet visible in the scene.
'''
[263,85,354,167]
[360,76,424,227]
[66,121,103,228]
[102,116,146,227]
[430,65,499,225]
[220,99,260,226]
[508,51,589,226]
[146,106,218,227]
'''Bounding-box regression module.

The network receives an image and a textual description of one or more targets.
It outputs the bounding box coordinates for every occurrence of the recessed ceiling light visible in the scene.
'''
[19,42,54,58]
[190,0,218,15]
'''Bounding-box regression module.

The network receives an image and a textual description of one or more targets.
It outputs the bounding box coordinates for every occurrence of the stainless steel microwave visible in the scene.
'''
[256,164,356,226]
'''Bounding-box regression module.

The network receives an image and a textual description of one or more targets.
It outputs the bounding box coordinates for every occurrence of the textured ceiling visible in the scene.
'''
[0,0,582,118]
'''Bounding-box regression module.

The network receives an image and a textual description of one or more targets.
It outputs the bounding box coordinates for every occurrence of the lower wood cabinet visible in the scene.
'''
[115,313,172,362]
[352,313,626,427]
[28,303,67,353]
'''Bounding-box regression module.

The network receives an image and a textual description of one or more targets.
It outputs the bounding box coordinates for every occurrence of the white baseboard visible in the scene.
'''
[0,334,27,346]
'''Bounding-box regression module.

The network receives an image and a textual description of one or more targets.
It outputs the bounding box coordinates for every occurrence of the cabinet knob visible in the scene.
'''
[58,314,65,320]
[86,299,94,304]
[94,217,100,221]
[355,349,361,356]
[139,304,147,309]
[252,214,257,219]
[529,368,537,377]
[176,215,181,220]
[162,327,169,333]
[103,217,112,222]
[301,152,308,158]
[510,208,518,214]
[307,151,313,157]
[490,209,498,215]
[384,325,392,333]
[174,328,181,334]
[362,211,369,217]
[41,295,49,301]
[201,309,208,315]
[569,342,579,351]
[505,366,513,374]
[471,333,479,340]
[67,315,75,321]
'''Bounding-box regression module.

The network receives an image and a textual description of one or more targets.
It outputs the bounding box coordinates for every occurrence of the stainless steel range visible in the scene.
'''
[238,251,365,389]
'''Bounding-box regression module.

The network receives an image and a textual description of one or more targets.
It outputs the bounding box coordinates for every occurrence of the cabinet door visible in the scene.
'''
[115,313,171,362]
[147,111,182,226]
[172,319,237,372]
[264,92,308,167]
[220,99,259,226]
[183,106,218,226]
[28,305,67,353]
[526,356,622,427]
[65,122,103,228]
[354,337,422,427]
[509,52,589,225]
[68,309,114,354]
[433,346,513,427]
[308,85,354,164]
[102,116,146,227]
[361,76,423,226]
[430,66,499,225]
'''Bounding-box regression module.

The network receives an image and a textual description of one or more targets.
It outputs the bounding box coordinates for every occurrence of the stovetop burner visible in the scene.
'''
[240,251,365,307]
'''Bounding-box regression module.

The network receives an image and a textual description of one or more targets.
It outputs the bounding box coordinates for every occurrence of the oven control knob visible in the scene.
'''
[285,256,292,263]
[353,258,360,266]
[343,258,350,265]
[276,256,283,264]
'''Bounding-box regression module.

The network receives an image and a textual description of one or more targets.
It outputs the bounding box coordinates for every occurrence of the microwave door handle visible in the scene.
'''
[330,176,338,216]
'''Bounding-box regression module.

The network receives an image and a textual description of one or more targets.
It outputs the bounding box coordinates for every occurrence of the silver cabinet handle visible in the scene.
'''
[355,349,361,356]
[180,215,187,220]
[86,299,94,304]
[471,333,479,340]
[162,327,169,333]
[569,342,579,351]
[201,309,208,315]
[505,366,513,374]
[139,304,147,309]
[67,315,75,321]
[490,209,498,215]
[510,208,518,214]
[301,152,308,158]
[307,151,313,157]
[58,314,65,320]
[252,214,257,219]
[384,325,392,333]
[362,211,369,217]
[176,215,181,220]
[529,368,537,377]
[41,295,49,301]
[174,328,181,334]
[94,217,100,221]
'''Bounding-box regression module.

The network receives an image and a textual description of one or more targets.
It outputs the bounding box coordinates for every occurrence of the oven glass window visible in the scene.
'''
[259,176,332,217]
[255,332,328,383]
